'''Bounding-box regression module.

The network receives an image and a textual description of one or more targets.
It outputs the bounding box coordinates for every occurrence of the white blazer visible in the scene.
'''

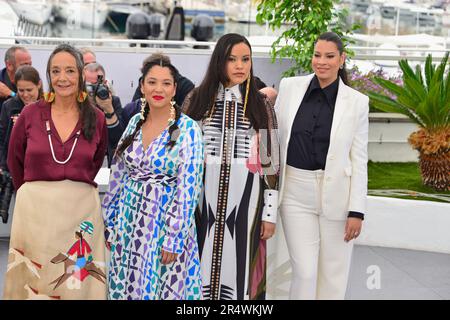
[275,74,369,221]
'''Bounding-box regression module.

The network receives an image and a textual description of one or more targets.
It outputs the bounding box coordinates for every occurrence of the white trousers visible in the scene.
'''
[280,165,354,300]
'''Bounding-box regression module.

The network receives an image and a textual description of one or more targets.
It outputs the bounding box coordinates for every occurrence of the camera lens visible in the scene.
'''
[96,84,110,100]
[0,171,13,223]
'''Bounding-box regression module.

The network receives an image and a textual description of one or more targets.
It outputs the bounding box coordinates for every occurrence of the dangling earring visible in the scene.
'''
[242,74,250,122]
[339,64,344,70]
[168,98,176,124]
[140,98,146,120]
[44,92,55,103]
[77,91,88,102]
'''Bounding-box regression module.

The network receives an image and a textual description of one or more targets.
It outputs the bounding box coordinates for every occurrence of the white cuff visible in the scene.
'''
[262,189,278,224]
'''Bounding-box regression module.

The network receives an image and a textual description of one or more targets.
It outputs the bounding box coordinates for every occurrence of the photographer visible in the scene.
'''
[1,46,32,111]
[80,47,97,67]
[0,66,43,224]
[85,63,124,166]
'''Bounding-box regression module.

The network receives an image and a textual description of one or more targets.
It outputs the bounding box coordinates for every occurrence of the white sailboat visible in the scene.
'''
[227,0,259,23]
[0,0,19,44]
[6,0,52,25]
[178,0,226,23]
[349,0,372,14]
[442,6,450,27]
[54,0,109,29]
[349,32,449,73]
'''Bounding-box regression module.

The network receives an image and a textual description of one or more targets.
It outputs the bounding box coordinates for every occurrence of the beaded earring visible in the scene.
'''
[77,91,88,102]
[168,99,176,124]
[242,74,251,122]
[140,98,146,120]
[44,92,55,103]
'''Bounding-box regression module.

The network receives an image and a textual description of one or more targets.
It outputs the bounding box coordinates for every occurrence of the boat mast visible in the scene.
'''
[92,0,96,39]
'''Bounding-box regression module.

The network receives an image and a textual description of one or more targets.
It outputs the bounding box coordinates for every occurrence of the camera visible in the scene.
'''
[87,75,110,100]
[0,170,13,224]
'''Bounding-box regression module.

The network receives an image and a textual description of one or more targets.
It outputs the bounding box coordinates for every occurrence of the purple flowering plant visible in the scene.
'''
[349,66,403,112]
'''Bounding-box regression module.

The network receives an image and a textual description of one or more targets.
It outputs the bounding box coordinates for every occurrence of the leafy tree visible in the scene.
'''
[256,0,360,76]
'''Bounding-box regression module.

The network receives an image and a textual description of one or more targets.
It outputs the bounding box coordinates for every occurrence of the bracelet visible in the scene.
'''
[104,111,115,119]
[106,118,119,128]
[10,91,16,97]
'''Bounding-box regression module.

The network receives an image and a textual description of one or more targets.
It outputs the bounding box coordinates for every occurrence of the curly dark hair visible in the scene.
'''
[115,58,181,157]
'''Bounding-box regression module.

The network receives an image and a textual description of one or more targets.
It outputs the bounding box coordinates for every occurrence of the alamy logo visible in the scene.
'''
[366,265,381,290]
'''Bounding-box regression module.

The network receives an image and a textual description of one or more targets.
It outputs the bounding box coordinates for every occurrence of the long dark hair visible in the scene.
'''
[315,32,349,86]
[186,33,268,129]
[46,44,97,141]
[14,65,44,100]
[115,58,181,157]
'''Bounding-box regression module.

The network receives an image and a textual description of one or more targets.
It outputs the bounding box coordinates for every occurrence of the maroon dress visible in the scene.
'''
[3,100,109,300]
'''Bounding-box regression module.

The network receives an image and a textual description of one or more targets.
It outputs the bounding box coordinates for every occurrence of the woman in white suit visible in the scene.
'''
[275,32,369,300]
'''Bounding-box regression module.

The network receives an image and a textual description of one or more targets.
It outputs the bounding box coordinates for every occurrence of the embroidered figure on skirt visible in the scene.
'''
[49,221,106,289]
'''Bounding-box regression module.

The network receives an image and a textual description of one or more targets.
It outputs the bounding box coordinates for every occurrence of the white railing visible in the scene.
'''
[0,35,217,47]
[0,35,448,60]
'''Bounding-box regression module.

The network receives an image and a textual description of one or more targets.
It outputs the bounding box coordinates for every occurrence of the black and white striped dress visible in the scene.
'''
[185,84,279,300]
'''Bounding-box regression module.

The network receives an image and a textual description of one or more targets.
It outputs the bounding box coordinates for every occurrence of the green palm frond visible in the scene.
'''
[370,52,449,132]
[372,77,405,96]
[403,77,427,102]
[415,64,424,86]
[443,68,450,124]
[445,59,450,102]
[424,54,435,88]
[399,59,422,85]
[367,92,424,127]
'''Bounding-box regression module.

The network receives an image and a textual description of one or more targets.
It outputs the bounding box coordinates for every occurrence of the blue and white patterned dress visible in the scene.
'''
[102,113,204,300]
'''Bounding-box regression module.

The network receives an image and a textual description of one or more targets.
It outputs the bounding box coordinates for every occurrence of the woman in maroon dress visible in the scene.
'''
[3,44,108,300]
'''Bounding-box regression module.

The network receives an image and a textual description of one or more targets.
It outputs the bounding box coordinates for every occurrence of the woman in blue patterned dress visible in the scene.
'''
[102,56,204,300]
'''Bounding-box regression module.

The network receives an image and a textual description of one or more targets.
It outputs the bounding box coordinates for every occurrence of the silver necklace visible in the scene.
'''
[46,120,81,165]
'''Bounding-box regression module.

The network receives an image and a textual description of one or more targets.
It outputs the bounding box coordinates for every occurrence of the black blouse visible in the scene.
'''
[286,75,364,220]
[287,75,338,170]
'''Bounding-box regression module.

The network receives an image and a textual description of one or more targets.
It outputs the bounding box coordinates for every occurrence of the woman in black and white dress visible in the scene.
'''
[184,33,279,300]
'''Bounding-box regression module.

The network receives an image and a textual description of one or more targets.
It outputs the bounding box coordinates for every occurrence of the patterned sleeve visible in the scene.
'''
[101,114,139,242]
[162,119,204,254]
[260,96,280,223]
